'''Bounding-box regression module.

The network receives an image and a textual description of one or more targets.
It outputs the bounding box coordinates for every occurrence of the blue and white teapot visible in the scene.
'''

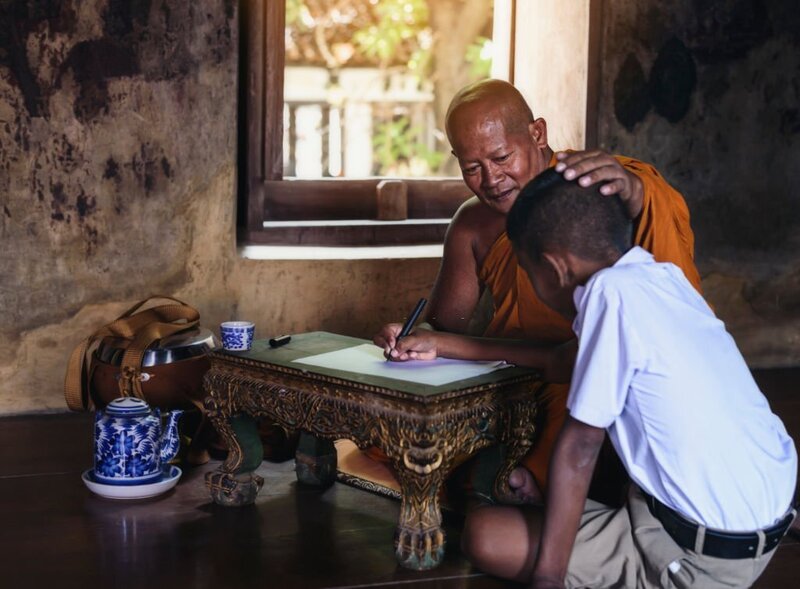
[93,397,183,486]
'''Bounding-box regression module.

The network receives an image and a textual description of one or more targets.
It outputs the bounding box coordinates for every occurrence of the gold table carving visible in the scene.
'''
[202,332,543,570]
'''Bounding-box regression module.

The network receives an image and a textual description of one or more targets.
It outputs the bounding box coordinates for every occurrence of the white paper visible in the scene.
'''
[292,344,509,386]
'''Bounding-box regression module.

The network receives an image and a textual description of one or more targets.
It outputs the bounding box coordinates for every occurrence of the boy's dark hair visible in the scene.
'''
[507,168,633,262]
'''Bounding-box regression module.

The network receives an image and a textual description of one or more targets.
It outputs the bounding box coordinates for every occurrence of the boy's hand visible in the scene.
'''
[554,150,643,219]
[387,328,440,361]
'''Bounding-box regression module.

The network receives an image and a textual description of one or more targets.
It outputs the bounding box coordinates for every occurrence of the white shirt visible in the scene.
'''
[568,246,797,531]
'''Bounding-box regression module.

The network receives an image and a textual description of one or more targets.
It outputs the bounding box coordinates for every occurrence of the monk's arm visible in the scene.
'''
[553,150,701,293]
[390,329,576,383]
[372,202,486,354]
[425,202,485,333]
[531,416,604,588]
[621,159,702,293]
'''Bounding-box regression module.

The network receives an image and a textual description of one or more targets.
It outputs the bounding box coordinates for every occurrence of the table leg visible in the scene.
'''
[391,457,447,570]
[295,433,337,487]
[493,393,539,504]
[205,413,265,506]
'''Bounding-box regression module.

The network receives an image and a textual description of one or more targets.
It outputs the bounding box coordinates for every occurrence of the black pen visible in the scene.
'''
[388,298,427,360]
[269,334,292,348]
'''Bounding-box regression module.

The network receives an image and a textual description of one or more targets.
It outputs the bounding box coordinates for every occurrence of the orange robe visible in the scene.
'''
[479,155,702,490]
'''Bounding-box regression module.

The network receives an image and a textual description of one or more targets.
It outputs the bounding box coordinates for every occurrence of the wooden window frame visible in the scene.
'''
[238,0,473,247]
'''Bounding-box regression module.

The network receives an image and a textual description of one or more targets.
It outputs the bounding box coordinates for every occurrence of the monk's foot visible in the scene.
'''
[507,466,543,505]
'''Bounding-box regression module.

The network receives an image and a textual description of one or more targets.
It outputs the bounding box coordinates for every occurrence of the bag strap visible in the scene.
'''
[64,296,199,410]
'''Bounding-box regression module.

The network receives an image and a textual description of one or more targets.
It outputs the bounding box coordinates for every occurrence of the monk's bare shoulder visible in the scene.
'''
[448,196,507,266]
[427,196,505,331]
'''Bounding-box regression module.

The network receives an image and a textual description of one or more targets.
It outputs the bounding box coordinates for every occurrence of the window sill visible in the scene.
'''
[240,218,452,247]
[240,243,443,261]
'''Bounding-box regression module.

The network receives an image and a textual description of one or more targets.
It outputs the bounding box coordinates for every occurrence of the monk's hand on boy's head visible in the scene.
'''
[373,322,404,357]
[388,328,439,362]
[554,150,643,219]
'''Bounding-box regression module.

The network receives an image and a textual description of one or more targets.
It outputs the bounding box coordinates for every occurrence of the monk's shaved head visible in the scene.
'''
[445,79,534,143]
[507,169,633,263]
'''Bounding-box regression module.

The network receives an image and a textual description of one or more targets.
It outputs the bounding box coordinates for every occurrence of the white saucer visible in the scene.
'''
[82,465,182,500]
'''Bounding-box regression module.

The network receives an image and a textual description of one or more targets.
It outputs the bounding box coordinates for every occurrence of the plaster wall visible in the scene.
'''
[0,1,439,414]
[2,0,798,415]
[598,0,800,366]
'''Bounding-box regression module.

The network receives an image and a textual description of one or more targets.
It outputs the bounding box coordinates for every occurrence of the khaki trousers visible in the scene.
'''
[565,486,792,588]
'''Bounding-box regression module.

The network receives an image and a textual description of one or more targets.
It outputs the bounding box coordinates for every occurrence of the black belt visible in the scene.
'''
[644,493,796,559]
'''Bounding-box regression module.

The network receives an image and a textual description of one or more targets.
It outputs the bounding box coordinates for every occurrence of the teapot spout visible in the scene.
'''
[159,409,184,464]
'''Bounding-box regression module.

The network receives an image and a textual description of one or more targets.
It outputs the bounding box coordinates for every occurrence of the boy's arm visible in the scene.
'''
[531,415,605,588]
[387,328,577,383]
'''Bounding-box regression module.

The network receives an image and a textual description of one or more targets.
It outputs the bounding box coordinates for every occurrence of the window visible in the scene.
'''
[239,0,499,247]
[238,1,597,249]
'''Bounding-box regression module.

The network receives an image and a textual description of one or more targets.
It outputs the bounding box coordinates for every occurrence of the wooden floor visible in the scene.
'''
[1,368,798,589]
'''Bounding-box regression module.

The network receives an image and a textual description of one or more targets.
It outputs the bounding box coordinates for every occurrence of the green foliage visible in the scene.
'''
[465,37,493,80]
[372,116,444,175]
[286,1,493,174]
[352,0,429,66]
[286,0,304,27]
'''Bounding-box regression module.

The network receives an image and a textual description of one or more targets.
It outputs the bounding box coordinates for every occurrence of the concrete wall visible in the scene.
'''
[598,0,800,366]
[0,1,439,414]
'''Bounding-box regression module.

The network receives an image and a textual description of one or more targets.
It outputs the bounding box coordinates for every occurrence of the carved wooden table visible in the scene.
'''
[202,331,543,570]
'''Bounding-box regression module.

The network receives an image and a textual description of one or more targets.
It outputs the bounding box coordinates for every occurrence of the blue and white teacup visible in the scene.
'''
[93,397,183,486]
[220,321,255,351]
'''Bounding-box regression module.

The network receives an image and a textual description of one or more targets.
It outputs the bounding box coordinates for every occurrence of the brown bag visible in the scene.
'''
[64,296,205,411]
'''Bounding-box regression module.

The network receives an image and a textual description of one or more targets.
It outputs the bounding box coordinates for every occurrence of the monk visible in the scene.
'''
[373,79,702,504]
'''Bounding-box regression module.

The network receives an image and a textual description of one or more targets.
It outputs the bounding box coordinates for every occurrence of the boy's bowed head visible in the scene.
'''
[506,168,634,320]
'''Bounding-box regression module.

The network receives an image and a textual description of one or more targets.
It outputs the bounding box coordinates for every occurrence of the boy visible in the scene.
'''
[460,169,797,588]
